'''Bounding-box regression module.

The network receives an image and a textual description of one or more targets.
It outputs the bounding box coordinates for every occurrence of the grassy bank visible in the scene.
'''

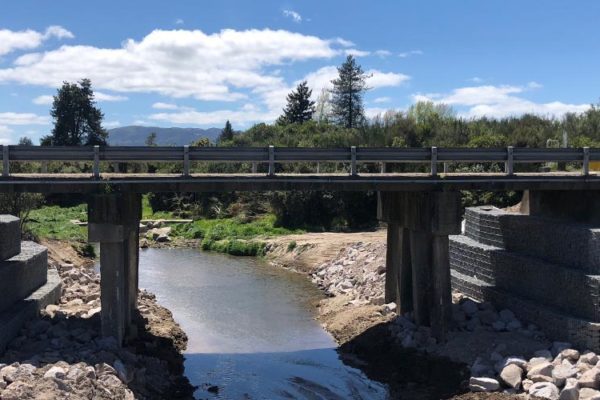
[172,214,303,256]
[26,202,302,257]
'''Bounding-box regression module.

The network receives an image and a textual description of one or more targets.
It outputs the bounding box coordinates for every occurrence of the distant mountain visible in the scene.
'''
[107,126,221,146]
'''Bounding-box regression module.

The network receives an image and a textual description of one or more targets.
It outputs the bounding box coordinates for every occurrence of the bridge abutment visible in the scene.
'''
[378,191,462,341]
[88,193,141,345]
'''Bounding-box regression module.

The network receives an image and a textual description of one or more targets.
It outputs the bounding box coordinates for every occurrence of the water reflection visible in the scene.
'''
[137,248,388,399]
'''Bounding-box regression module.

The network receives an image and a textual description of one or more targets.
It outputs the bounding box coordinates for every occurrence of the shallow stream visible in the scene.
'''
[137,248,388,399]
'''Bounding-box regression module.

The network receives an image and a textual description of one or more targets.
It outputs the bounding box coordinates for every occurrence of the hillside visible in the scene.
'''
[107,126,221,146]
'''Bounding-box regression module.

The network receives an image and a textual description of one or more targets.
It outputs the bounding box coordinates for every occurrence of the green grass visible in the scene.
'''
[141,195,176,220]
[172,214,302,240]
[27,202,302,258]
[27,204,88,242]
[173,214,303,256]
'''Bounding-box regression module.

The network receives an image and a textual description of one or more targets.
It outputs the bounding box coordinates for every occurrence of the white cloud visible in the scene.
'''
[152,65,411,126]
[0,26,73,56]
[373,97,391,103]
[345,49,370,57]
[32,95,54,105]
[302,66,410,94]
[43,26,74,40]
[374,50,392,58]
[150,108,279,126]
[175,19,184,25]
[152,102,179,110]
[469,77,484,83]
[413,84,589,119]
[0,112,49,125]
[398,50,423,58]
[104,120,121,128]
[282,10,302,23]
[94,92,128,102]
[0,28,342,102]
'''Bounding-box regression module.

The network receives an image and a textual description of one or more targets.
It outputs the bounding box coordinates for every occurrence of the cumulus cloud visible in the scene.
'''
[0,112,49,143]
[0,26,73,56]
[413,84,589,118]
[0,28,343,102]
[282,10,302,23]
[0,112,49,125]
[151,65,410,126]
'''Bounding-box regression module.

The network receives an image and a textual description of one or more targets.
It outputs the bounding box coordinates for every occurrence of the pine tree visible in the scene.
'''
[279,81,315,124]
[330,55,370,129]
[217,120,235,143]
[41,79,108,146]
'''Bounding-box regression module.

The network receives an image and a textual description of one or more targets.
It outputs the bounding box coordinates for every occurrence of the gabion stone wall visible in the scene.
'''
[450,206,600,351]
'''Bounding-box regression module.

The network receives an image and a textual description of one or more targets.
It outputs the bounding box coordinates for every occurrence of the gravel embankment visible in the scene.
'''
[285,236,600,400]
[0,244,194,400]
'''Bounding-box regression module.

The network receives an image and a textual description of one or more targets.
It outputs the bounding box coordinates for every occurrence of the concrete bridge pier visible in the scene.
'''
[88,193,141,345]
[378,191,462,341]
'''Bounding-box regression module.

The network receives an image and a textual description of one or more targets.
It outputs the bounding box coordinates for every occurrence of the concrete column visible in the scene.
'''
[409,230,433,326]
[378,191,461,341]
[384,223,413,313]
[99,240,126,342]
[88,193,141,345]
[431,235,452,341]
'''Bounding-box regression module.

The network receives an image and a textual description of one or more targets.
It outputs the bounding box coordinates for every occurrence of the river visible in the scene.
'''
[137,248,388,399]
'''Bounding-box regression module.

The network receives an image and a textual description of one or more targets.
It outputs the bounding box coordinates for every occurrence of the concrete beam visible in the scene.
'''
[528,190,600,224]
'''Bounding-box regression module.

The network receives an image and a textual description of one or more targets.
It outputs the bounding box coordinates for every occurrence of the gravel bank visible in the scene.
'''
[0,241,194,400]
[267,232,600,400]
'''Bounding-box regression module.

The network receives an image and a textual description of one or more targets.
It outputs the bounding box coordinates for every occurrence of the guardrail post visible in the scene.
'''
[2,146,9,177]
[93,145,100,179]
[443,162,449,174]
[316,162,320,174]
[506,146,514,175]
[350,146,357,176]
[381,162,386,173]
[430,146,438,176]
[583,146,590,176]
[183,145,190,176]
[268,145,275,176]
[251,162,257,173]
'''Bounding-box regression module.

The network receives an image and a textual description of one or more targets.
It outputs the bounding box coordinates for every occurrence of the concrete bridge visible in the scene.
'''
[0,145,598,345]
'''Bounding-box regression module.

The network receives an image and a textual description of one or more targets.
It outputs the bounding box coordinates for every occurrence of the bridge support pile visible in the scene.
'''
[450,190,600,350]
[88,193,141,345]
[0,215,61,352]
[378,191,462,341]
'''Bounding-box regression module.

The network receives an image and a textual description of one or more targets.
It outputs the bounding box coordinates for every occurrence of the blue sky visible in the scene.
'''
[0,0,599,144]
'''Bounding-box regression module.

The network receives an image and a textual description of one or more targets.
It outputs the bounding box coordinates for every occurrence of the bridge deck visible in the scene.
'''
[0,172,598,192]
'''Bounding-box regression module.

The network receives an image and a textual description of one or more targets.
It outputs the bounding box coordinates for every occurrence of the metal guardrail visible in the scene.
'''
[0,145,598,178]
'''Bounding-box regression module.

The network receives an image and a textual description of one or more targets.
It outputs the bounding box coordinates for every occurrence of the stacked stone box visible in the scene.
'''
[451,206,600,351]
[464,206,600,273]
[451,270,600,351]
[0,241,49,314]
[450,235,600,321]
[0,215,21,261]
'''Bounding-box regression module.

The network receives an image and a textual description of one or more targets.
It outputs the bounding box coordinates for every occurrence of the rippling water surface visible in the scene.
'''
[137,248,388,399]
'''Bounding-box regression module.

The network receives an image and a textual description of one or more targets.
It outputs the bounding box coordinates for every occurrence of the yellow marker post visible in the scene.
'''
[591,161,600,172]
